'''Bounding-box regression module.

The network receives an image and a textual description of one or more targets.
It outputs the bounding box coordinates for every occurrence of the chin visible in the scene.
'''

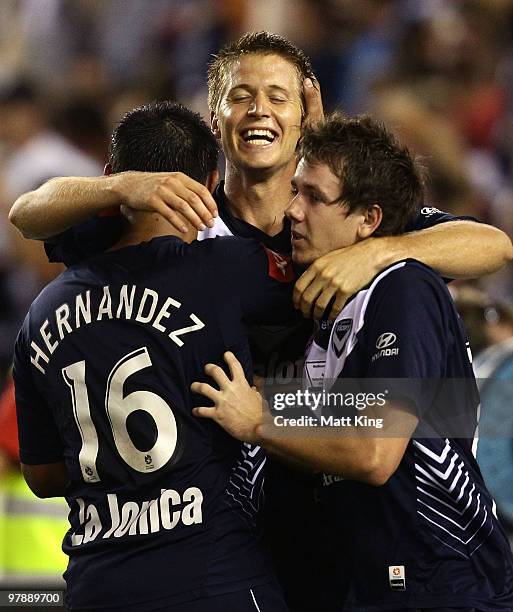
[292,250,314,267]
[240,155,280,170]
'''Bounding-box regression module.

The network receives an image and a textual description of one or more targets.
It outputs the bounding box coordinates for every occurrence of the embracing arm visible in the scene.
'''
[10,176,120,239]
[257,423,413,486]
[191,352,417,486]
[376,221,512,279]
[295,221,513,319]
[9,172,218,240]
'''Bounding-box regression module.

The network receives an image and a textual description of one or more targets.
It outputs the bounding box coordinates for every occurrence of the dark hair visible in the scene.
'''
[109,101,218,183]
[207,31,315,113]
[299,113,425,236]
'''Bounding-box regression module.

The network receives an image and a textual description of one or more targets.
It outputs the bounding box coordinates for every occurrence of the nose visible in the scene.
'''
[285,194,305,222]
[248,92,270,117]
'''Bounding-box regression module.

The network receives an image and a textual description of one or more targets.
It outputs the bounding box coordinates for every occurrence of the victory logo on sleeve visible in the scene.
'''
[420,206,442,217]
[332,318,353,357]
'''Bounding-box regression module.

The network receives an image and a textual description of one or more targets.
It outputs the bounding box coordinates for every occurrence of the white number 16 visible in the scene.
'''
[62,346,178,483]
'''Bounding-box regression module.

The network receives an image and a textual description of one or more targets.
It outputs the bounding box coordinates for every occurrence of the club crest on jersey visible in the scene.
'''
[332,318,352,357]
[263,247,294,282]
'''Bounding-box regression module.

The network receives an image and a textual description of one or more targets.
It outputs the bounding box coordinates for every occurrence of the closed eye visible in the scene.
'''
[308,191,324,204]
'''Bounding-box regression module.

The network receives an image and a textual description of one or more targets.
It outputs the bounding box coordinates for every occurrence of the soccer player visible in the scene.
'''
[9,33,513,611]
[13,101,297,612]
[191,114,513,611]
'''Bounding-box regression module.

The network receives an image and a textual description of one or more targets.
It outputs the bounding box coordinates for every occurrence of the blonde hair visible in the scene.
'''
[207,31,315,113]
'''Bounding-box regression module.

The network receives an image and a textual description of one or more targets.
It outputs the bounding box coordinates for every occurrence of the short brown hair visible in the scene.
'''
[299,113,425,236]
[207,31,315,113]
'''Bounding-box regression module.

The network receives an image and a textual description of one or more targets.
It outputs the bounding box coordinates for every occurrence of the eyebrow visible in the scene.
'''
[267,85,291,94]
[291,178,331,201]
[228,84,292,95]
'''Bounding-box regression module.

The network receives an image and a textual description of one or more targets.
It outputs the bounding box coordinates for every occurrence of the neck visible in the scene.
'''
[113,211,197,249]
[223,159,296,236]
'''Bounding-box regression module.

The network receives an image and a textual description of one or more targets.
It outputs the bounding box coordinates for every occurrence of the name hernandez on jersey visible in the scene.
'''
[30,284,204,375]
[14,236,295,610]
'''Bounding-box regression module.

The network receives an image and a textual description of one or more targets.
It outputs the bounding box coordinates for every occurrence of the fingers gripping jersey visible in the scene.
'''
[14,236,294,611]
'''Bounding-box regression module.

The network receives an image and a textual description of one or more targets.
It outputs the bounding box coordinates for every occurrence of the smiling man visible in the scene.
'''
[192,114,513,611]
[211,53,301,177]
[207,42,303,236]
[8,33,513,612]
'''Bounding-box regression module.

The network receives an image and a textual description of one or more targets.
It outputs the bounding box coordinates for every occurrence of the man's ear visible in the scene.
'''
[211,111,221,139]
[103,163,113,176]
[206,169,219,193]
[357,204,383,240]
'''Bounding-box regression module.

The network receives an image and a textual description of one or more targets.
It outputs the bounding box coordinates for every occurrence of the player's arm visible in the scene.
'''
[193,266,447,484]
[9,171,218,239]
[13,325,68,497]
[257,405,417,486]
[295,220,513,319]
[191,352,418,485]
[22,461,70,498]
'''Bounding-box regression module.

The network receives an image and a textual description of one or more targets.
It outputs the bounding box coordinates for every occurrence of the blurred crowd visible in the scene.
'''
[0,0,513,573]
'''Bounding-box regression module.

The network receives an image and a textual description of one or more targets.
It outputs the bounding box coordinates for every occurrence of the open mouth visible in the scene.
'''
[241,128,277,146]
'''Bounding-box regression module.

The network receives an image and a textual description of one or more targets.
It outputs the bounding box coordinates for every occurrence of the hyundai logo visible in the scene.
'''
[376,332,397,349]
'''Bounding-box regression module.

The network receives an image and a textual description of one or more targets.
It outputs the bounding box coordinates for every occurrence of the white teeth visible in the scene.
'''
[242,129,275,143]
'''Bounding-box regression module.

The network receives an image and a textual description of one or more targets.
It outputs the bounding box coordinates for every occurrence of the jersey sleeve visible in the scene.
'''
[12,321,64,464]
[360,263,449,417]
[205,237,296,325]
[405,207,479,232]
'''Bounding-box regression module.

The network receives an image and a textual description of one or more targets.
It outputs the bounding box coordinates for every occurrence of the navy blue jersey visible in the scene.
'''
[198,183,309,384]
[13,235,295,611]
[305,260,513,611]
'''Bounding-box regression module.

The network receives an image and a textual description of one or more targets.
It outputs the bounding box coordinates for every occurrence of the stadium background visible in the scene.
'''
[0,0,512,601]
